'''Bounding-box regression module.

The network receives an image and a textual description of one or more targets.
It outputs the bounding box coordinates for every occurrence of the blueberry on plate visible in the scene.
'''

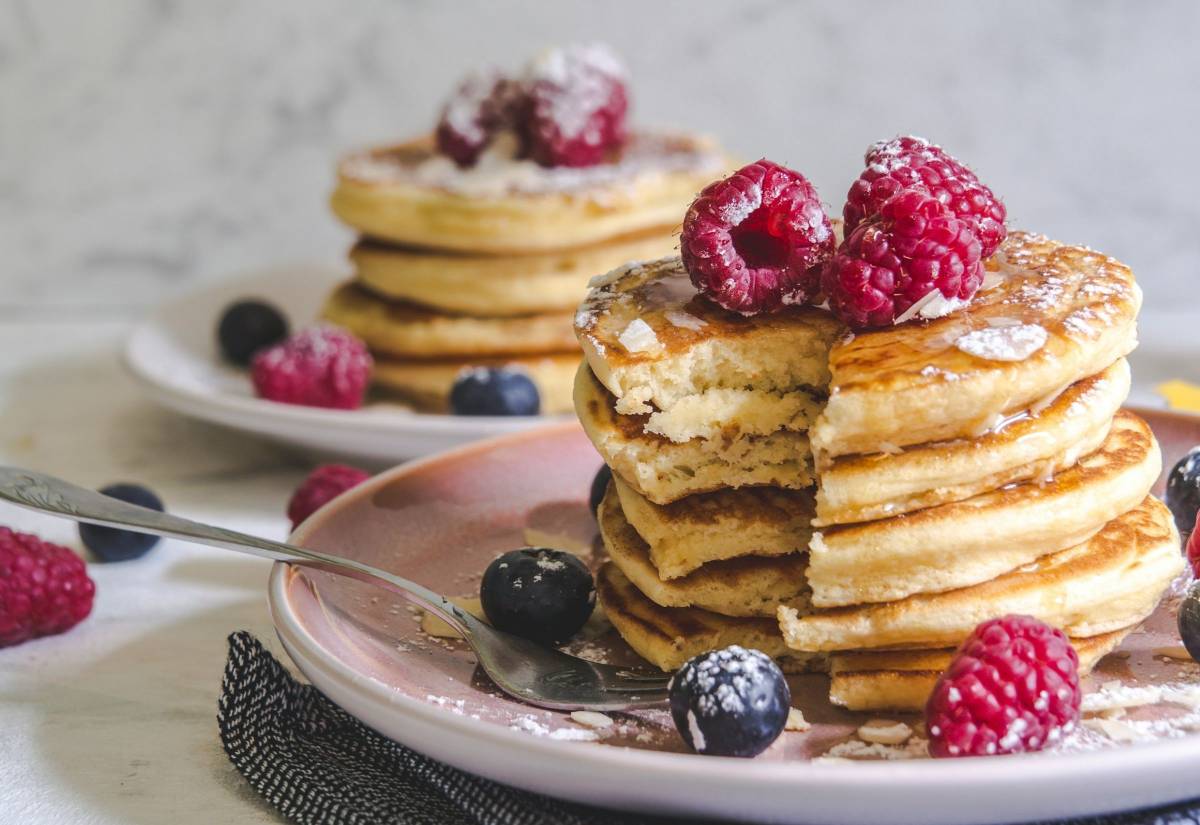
[588,465,612,516]
[1167,446,1200,539]
[1179,580,1200,663]
[669,645,790,758]
[449,367,540,416]
[217,299,289,366]
[480,548,594,645]
[79,483,165,562]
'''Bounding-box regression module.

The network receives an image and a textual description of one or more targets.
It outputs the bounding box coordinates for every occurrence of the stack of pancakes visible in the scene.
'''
[322,134,727,413]
[576,231,1183,712]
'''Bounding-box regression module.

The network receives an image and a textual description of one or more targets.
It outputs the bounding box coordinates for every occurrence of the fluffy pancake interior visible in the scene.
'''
[613,474,813,579]
[598,482,810,617]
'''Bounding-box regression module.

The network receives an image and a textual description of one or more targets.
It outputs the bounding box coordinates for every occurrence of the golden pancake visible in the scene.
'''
[595,561,823,674]
[807,411,1161,607]
[322,282,578,359]
[598,562,1128,711]
[351,229,678,317]
[613,475,813,580]
[815,358,1131,525]
[575,256,840,417]
[779,496,1182,653]
[330,133,727,254]
[598,482,809,617]
[811,232,1142,458]
[372,353,579,414]
[827,628,1130,712]
[574,363,813,504]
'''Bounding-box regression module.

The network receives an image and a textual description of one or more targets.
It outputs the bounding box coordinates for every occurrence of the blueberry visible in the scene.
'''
[79,483,164,562]
[1167,447,1200,540]
[449,368,540,416]
[669,645,790,758]
[480,548,594,645]
[217,299,289,366]
[1179,580,1200,663]
[588,465,612,516]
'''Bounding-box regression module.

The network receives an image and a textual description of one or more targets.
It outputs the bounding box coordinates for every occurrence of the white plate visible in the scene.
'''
[123,264,568,465]
[267,422,1200,825]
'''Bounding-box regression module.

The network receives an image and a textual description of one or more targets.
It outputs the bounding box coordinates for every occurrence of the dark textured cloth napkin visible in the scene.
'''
[217,632,1200,825]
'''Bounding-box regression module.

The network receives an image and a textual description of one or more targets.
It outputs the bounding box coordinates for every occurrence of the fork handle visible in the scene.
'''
[0,466,481,637]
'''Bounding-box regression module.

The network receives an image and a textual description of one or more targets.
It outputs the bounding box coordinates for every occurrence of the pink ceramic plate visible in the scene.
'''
[269,409,1200,825]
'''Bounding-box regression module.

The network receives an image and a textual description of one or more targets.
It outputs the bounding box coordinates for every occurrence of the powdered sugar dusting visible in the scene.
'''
[617,318,661,354]
[343,133,723,199]
[955,323,1048,361]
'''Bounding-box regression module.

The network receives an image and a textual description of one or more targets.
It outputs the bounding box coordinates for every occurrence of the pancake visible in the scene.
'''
[322,282,578,359]
[598,562,1129,712]
[595,562,823,674]
[827,628,1130,713]
[574,363,813,504]
[372,353,579,414]
[351,229,678,317]
[613,475,813,580]
[811,232,1142,458]
[597,482,810,617]
[331,133,728,254]
[815,358,1131,526]
[779,496,1182,653]
[807,411,1161,607]
[575,256,841,419]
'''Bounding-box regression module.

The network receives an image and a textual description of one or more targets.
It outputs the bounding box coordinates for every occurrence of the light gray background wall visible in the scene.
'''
[2,0,1197,334]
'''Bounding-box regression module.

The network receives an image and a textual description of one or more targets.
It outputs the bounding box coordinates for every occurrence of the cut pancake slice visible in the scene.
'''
[815,358,1131,526]
[351,227,678,317]
[807,411,1161,607]
[322,282,578,358]
[574,363,813,504]
[780,496,1182,653]
[812,232,1142,459]
[373,353,579,413]
[613,475,813,580]
[598,562,1129,712]
[575,257,841,416]
[598,483,810,617]
[828,628,1131,713]
[595,562,823,674]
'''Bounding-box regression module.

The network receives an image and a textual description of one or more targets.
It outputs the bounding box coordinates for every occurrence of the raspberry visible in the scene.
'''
[680,159,834,316]
[287,464,370,529]
[251,326,372,410]
[522,44,629,168]
[926,615,1081,758]
[0,527,95,647]
[435,70,525,167]
[822,189,983,329]
[847,136,1007,258]
[1187,511,1200,578]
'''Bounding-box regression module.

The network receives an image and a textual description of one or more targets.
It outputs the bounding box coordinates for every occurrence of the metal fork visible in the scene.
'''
[0,466,670,711]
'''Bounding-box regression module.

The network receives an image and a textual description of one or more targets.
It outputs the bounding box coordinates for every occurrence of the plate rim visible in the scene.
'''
[267,419,1200,823]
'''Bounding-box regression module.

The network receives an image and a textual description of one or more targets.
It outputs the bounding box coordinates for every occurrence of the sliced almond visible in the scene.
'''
[420,596,486,639]
[1153,646,1193,661]
[857,719,912,746]
[785,707,811,732]
[570,710,614,729]
[1082,717,1143,744]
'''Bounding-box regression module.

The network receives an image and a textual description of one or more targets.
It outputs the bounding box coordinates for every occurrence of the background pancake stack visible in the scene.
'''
[576,233,1184,712]
[320,131,730,414]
